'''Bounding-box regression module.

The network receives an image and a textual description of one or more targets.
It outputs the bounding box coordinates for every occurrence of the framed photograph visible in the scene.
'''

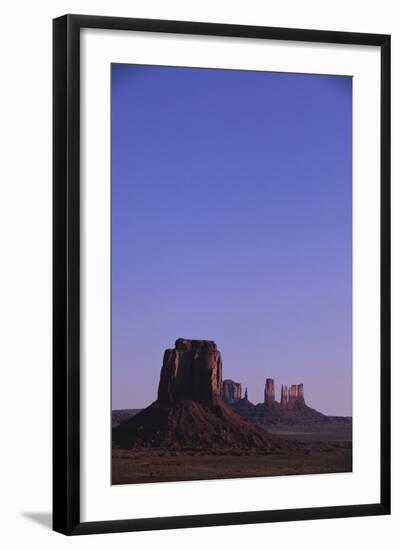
[53,14,390,535]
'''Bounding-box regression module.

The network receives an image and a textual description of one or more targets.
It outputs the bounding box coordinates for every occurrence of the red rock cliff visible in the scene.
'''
[264,378,276,404]
[222,379,242,403]
[157,338,222,407]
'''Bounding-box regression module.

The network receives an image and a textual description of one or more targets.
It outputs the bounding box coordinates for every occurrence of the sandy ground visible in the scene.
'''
[112,438,352,484]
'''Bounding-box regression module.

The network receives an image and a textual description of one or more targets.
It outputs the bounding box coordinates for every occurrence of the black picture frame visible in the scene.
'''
[53,14,391,535]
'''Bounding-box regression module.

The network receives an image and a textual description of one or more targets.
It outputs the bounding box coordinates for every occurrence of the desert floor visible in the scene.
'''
[112,431,352,484]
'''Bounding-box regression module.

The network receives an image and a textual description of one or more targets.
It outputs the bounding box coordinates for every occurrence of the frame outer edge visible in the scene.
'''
[53,14,68,535]
[53,14,81,535]
[380,35,391,514]
[53,14,391,534]
[64,13,389,46]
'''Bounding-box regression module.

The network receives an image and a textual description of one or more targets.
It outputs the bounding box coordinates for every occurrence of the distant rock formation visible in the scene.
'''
[264,378,276,405]
[288,384,298,407]
[113,340,286,450]
[280,385,288,408]
[112,409,142,428]
[297,383,305,405]
[230,378,352,432]
[222,379,242,404]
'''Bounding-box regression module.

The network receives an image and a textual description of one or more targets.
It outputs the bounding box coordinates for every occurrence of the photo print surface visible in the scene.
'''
[111,63,353,485]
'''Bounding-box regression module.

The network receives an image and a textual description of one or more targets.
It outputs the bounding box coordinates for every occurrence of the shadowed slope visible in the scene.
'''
[113,399,285,450]
[233,397,352,431]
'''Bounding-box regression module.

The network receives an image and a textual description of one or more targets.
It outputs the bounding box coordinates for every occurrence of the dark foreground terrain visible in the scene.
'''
[112,438,352,484]
[112,409,142,428]
[112,419,352,485]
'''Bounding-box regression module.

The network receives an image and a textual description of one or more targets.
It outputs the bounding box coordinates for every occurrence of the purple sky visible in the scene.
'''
[111,64,352,416]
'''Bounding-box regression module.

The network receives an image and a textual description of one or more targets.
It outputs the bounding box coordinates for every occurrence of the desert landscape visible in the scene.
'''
[112,338,352,484]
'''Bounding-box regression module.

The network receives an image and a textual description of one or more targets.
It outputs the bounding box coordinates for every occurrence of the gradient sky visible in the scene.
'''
[111,64,352,416]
